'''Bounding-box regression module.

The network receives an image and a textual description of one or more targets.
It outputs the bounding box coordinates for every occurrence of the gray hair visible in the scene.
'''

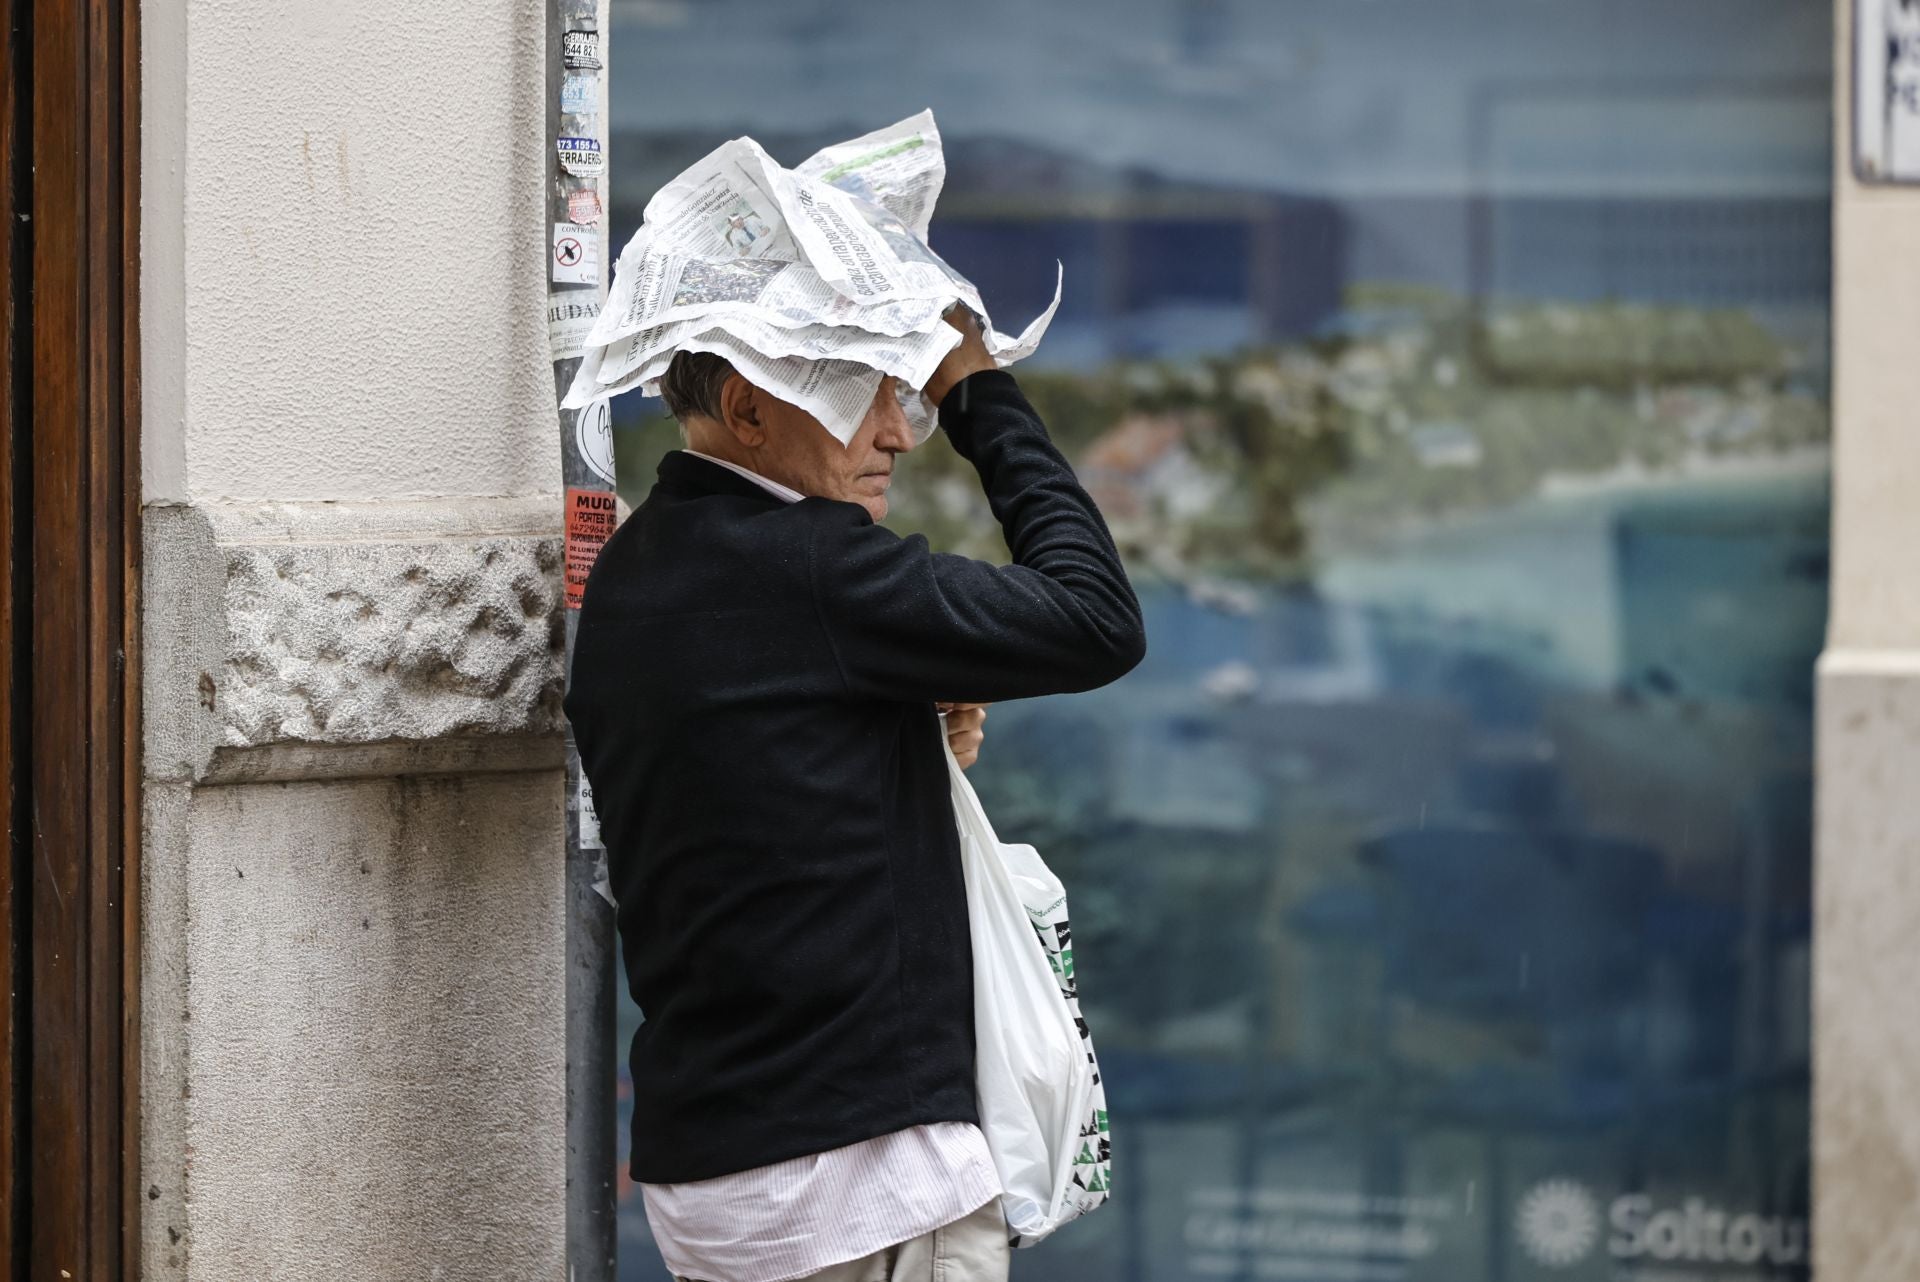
[658,350,738,437]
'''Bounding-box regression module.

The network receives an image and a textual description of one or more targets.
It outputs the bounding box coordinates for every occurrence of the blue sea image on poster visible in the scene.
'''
[599,0,1829,1277]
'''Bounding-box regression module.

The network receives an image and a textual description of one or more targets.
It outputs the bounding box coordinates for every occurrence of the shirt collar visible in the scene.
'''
[680,449,805,505]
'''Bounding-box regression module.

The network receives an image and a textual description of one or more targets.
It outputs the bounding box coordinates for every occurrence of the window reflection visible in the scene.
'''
[608,2,1826,1278]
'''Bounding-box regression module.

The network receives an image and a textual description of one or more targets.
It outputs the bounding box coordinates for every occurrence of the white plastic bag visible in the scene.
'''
[942,729,1113,1247]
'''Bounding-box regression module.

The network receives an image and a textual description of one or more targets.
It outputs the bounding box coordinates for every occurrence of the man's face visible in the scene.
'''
[728,375,917,522]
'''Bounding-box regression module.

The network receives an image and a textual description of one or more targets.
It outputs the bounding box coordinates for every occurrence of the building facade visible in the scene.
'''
[2,0,1917,1278]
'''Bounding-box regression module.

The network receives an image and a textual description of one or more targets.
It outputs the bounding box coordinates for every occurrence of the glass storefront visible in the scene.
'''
[606,2,1829,1277]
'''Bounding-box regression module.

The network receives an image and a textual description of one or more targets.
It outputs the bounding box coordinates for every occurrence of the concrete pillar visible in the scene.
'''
[1816,1,1920,1276]
[139,0,569,1276]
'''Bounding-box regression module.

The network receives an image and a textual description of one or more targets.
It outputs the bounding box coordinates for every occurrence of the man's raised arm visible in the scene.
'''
[804,360,1147,706]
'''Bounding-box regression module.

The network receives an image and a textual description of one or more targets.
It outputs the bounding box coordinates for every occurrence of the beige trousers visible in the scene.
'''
[674,1196,1011,1282]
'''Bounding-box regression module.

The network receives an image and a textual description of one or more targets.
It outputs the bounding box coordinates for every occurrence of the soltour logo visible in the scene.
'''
[1516,1180,1603,1268]
[1515,1179,1809,1272]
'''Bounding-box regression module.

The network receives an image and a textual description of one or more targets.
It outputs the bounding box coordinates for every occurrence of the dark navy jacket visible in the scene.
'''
[565,369,1146,1183]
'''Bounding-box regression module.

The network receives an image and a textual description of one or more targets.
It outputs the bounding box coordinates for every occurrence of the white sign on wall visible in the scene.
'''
[1856,0,1920,181]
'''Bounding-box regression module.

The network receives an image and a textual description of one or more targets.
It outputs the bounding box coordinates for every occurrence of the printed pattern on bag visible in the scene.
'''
[1023,903,1113,1221]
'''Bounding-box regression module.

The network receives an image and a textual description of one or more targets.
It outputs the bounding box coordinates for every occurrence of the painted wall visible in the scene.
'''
[144,0,559,503]
[1826,18,1920,648]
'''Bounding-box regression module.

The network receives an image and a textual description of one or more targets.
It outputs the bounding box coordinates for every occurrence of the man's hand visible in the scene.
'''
[936,701,990,770]
[921,307,996,409]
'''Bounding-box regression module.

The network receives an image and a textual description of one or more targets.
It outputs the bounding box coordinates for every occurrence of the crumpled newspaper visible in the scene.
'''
[561,110,1062,445]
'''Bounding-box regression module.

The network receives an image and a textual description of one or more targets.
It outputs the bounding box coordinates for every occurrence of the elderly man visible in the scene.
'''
[563,310,1146,1282]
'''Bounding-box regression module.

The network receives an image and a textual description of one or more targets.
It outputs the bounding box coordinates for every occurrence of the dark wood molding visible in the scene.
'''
[5,0,141,1275]
[2,0,24,1272]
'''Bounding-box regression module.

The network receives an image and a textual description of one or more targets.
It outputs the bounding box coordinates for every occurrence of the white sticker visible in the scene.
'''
[560,72,597,116]
[1857,0,1920,181]
[562,29,602,70]
[552,221,600,285]
[547,294,602,361]
[556,136,605,177]
[576,397,616,485]
[577,771,605,850]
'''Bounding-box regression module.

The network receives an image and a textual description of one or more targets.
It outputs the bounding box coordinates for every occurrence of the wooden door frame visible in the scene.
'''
[3,0,142,1276]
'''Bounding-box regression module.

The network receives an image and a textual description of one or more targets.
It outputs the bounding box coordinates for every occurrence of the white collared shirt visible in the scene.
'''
[640,450,1004,1282]
[681,448,808,504]
[641,1122,1003,1282]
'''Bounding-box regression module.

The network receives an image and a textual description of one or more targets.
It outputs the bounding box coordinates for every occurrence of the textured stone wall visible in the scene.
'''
[140,498,572,1282]
[145,499,565,783]
[164,771,567,1279]
[1816,655,1920,1281]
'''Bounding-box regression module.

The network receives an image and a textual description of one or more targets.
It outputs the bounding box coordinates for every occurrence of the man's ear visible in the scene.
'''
[718,373,765,446]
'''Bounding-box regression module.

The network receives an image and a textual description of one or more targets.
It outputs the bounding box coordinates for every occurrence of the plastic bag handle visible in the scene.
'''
[937,710,1004,845]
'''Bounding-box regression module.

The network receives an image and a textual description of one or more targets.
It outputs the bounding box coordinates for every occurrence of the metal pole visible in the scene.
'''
[545,2,617,1279]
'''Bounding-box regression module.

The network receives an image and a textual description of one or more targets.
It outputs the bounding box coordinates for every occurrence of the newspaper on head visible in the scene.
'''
[560,110,1063,446]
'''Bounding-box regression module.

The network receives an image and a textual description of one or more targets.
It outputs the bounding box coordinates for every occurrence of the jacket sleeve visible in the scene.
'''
[804,368,1147,705]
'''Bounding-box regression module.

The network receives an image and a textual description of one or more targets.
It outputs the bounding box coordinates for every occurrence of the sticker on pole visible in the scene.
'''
[552,222,600,285]
[547,294,602,361]
[557,136,605,178]
[562,29,602,69]
[564,487,617,610]
[576,397,616,485]
[567,187,603,226]
[560,72,597,116]
[577,770,605,851]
